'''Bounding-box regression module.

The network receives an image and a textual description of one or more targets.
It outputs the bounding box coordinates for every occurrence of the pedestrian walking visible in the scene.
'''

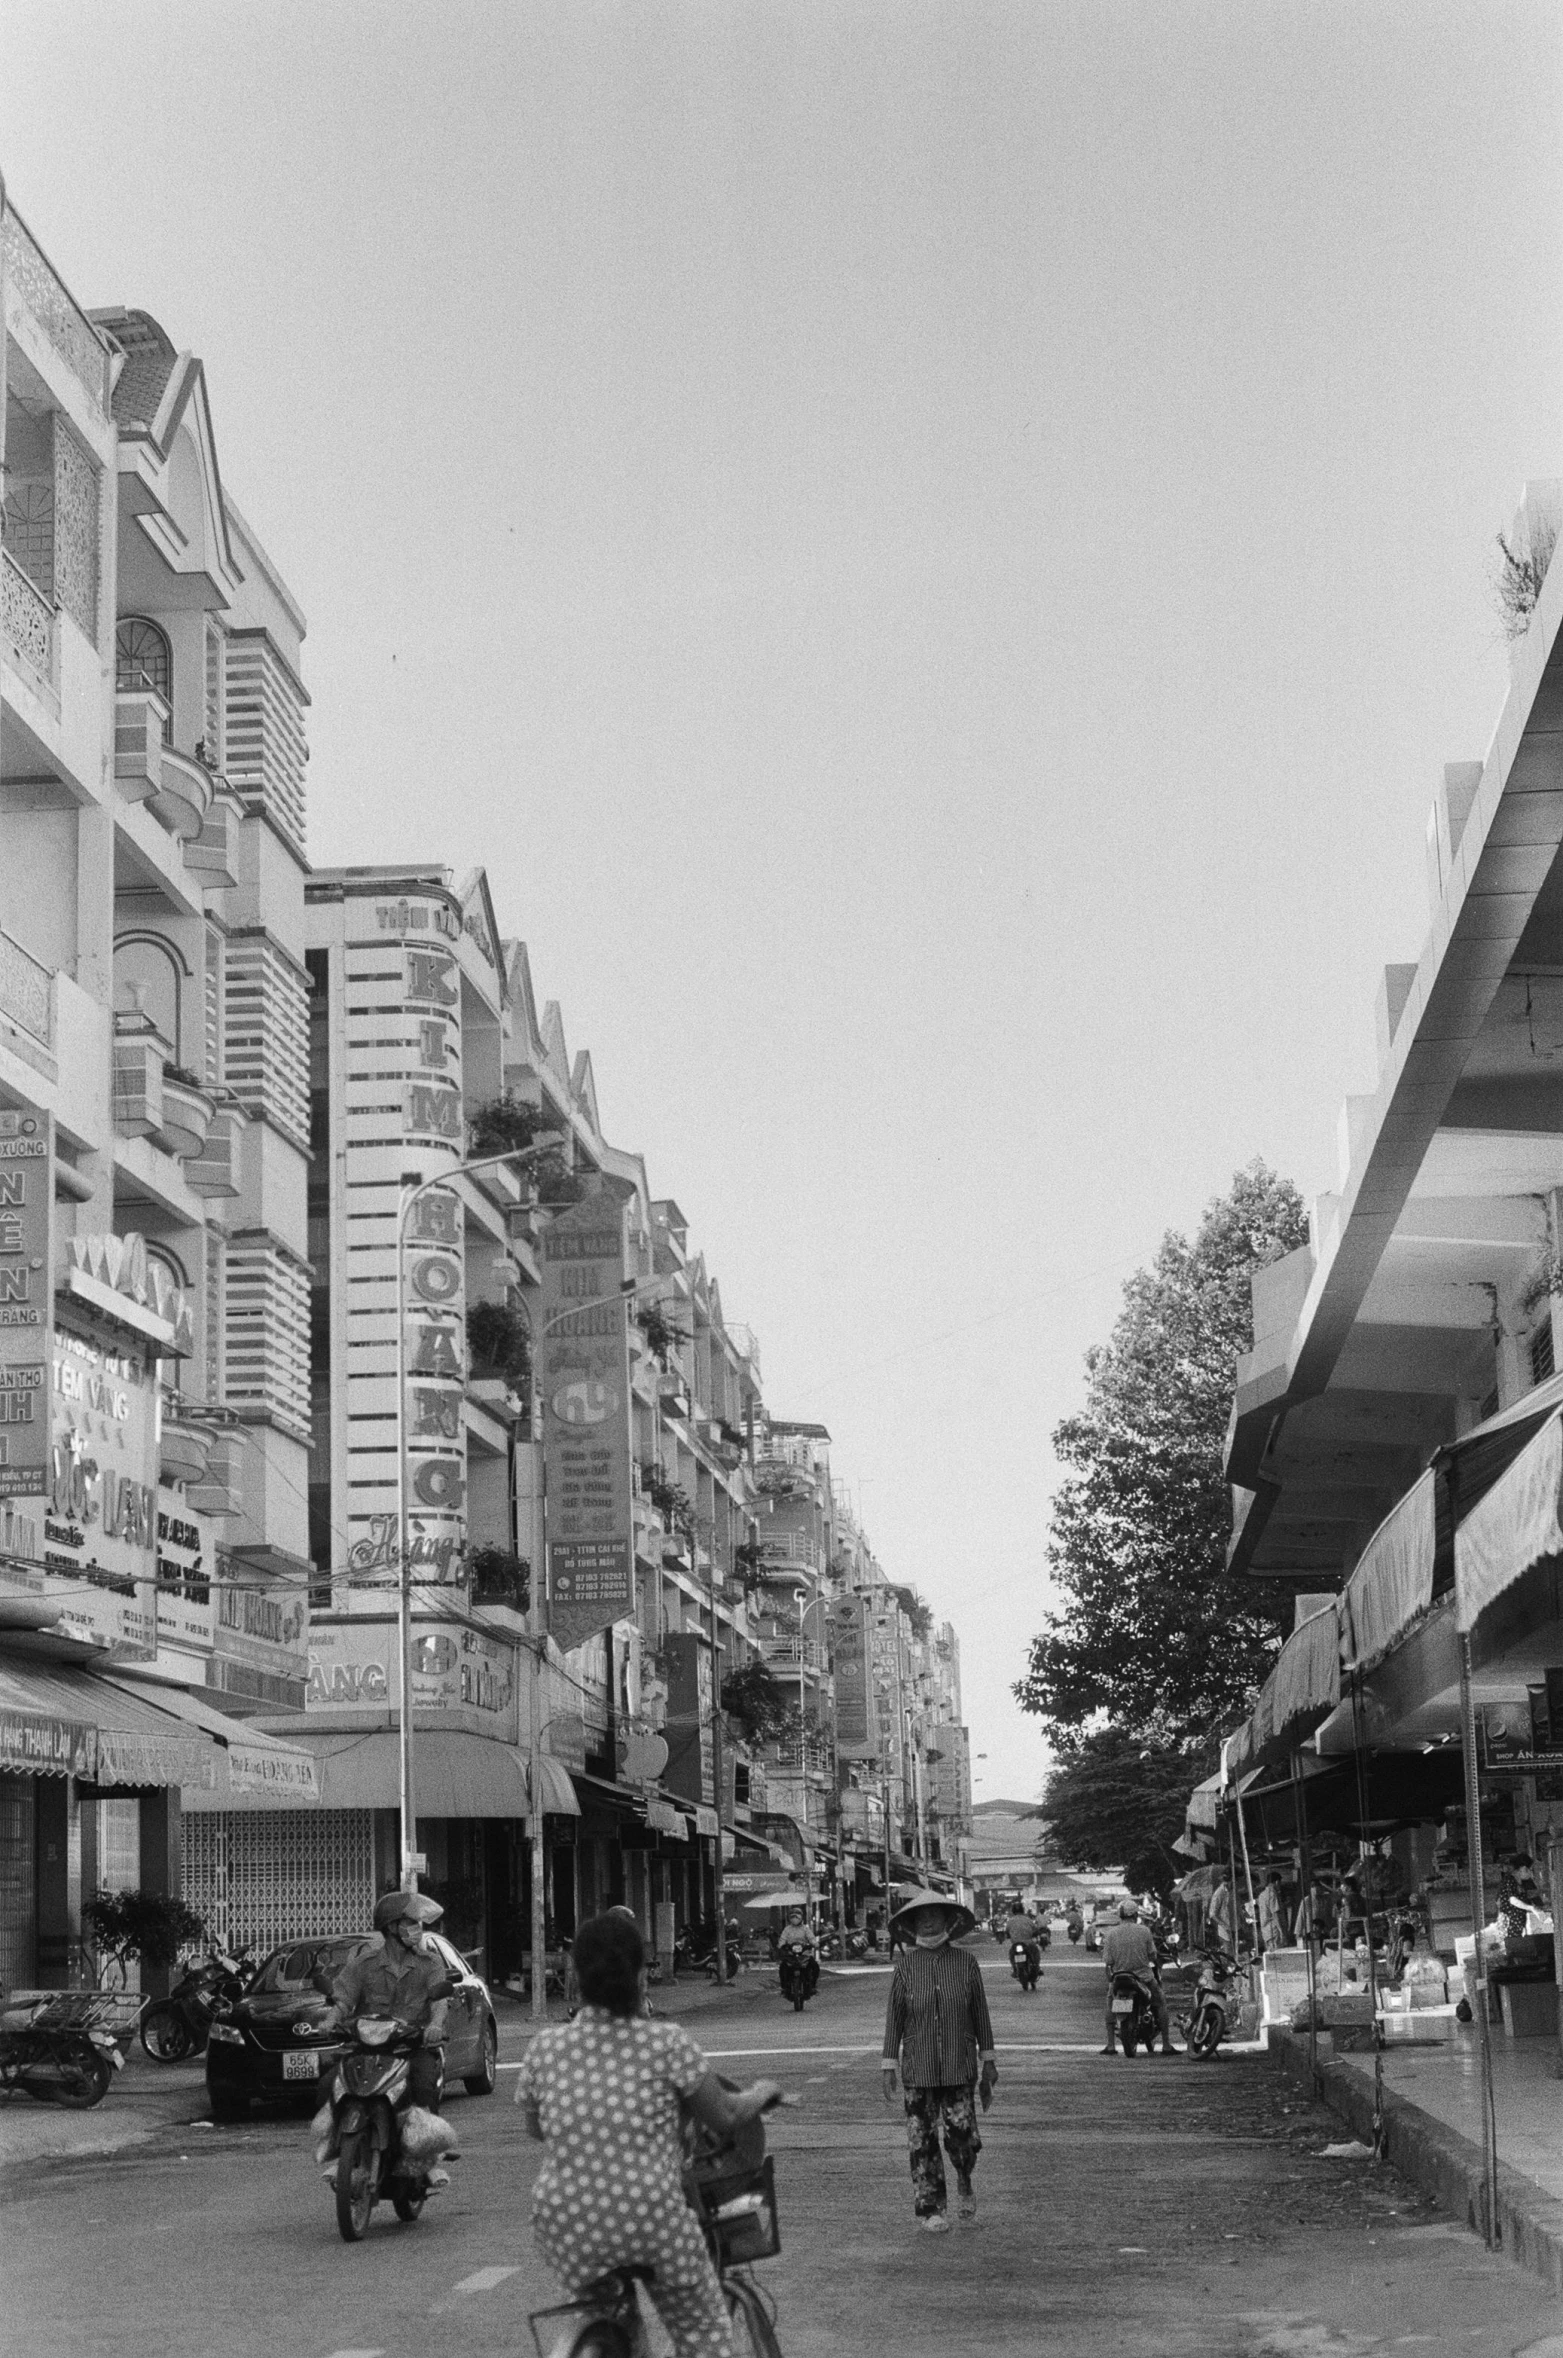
[880,1887,997,2235]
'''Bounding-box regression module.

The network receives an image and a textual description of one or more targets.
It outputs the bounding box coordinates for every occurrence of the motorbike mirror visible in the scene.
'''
[429,1973,459,2001]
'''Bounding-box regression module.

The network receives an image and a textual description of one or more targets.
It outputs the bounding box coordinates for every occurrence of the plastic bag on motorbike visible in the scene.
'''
[400,2105,456,2163]
[310,2098,339,2165]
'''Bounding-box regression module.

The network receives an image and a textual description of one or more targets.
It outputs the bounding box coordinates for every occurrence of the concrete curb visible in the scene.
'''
[1269,2026,1563,2294]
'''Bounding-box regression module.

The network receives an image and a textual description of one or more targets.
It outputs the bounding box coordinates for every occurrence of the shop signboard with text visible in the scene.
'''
[307,1613,519,1740]
[541,1191,633,1656]
[42,1320,159,1657]
[0,1100,51,1501]
[829,1594,871,1751]
[662,1630,715,1810]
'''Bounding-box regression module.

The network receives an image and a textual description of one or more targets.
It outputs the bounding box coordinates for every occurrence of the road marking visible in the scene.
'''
[452,2267,519,2294]
[324,2348,385,2356]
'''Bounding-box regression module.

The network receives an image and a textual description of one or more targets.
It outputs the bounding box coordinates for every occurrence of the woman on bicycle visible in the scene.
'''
[517,1911,784,2357]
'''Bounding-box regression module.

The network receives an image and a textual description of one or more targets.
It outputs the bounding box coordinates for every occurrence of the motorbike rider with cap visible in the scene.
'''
[1004,1902,1043,1978]
[1100,1899,1177,2056]
[328,1890,452,2117]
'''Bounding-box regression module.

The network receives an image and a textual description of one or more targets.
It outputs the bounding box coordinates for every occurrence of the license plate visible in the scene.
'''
[282,2049,319,2080]
[1110,1998,1133,2014]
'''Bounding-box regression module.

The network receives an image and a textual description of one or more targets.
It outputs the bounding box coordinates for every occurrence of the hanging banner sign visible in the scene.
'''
[829,1595,870,1749]
[662,1631,715,1809]
[43,1323,160,1658]
[0,1100,51,1500]
[542,1190,633,1656]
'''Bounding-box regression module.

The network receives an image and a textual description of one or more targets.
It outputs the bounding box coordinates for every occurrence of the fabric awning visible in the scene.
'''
[0,1660,218,1787]
[100,1677,320,1807]
[1185,1772,1221,1832]
[281,1727,580,1818]
[1272,1601,1342,1737]
[1456,1408,1563,1633]
[1344,1469,1435,1671]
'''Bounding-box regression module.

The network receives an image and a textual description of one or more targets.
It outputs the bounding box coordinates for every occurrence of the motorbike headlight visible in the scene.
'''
[208,2022,245,2046]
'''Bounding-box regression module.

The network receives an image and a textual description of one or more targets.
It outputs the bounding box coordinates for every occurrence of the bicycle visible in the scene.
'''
[529,2091,786,2357]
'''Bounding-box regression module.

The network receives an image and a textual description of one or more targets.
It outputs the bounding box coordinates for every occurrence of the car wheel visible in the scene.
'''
[463,2018,497,2097]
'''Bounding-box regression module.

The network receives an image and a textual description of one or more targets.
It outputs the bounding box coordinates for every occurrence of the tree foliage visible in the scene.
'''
[720,1660,798,1745]
[1016,1160,1307,1748]
[83,1887,208,1985]
[1038,1731,1196,1900]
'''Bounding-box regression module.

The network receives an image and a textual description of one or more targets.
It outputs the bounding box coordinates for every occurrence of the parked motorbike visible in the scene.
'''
[140,1946,252,2063]
[1107,1970,1161,2056]
[0,1989,129,2107]
[322,2016,450,2242]
[777,1947,818,2013]
[1182,1949,1235,2058]
[1009,1941,1041,1993]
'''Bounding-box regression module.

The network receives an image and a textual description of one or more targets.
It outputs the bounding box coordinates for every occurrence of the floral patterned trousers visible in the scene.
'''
[904,2083,981,2217]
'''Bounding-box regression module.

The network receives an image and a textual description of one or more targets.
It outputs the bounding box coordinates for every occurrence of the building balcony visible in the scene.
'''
[768,1734,835,1778]
[114,692,215,842]
[186,1100,246,1198]
[0,924,53,1053]
[758,1635,828,1677]
[112,1018,216,1163]
[158,1407,213,1487]
[1,550,53,692]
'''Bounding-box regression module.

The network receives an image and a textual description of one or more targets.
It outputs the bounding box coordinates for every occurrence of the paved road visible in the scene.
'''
[5,1944,1562,2357]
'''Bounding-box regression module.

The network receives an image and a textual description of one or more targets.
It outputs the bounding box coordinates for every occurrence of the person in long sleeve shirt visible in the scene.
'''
[881,1893,997,2234]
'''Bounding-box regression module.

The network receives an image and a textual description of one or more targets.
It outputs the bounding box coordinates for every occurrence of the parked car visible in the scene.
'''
[205,1930,498,2122]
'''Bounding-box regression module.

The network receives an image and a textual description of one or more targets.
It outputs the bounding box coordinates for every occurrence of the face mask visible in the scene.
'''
[914,1928,948,1950]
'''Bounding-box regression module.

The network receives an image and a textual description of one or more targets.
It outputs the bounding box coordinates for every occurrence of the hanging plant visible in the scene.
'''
[469,1546,531,1610]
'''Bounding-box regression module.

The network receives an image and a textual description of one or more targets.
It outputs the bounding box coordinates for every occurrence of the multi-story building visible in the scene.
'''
[0,189,316,1990]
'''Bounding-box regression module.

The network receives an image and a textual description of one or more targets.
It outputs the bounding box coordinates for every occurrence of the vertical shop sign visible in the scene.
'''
[400,1183,465,1583]
[662,1631,715,1809]
[0,1100,51,1501]
[541,1191,632,1656]
[829,1595,870,1748]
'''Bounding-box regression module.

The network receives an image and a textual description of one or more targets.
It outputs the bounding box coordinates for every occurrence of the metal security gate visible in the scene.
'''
[183,1810,375,1955]
[0,1776,35,1990]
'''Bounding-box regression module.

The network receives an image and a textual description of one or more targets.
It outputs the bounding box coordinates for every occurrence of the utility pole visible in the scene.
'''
[529,1636,549,2021]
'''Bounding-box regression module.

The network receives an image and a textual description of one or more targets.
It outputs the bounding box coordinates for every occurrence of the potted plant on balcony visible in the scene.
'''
[636,1304,691,1371]
[466,1300,532,1410]
[468,1546,531,1611]
[719,1660,798,1747]
[469,1093,552,1159]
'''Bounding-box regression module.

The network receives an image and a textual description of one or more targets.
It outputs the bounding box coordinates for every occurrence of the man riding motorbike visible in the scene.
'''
[324,1890,453,2182]
[1100,1900,1177,2057]
[1004,1905,1042,1982]
[776,1906,819,2001]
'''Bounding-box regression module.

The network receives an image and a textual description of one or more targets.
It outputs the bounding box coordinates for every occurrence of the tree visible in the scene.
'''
[82,1887,208,1987]
[720,1660,798,1745]
[1038,1731,1194,1899]
[1016,1159,1308,1748]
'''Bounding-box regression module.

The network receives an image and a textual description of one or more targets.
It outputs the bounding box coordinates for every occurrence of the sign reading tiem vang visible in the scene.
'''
[0,1100,51,1501]
[541,1189,633,1657]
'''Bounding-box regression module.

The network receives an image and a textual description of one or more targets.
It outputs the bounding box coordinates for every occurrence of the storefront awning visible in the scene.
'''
[0,1660,218,1788]
[279,1728,580,1818]
[1343,1470,1435,1671]
[1456,1407,1563,1634]
[100,1677,321,1807]
[1185,1772,1222,1833]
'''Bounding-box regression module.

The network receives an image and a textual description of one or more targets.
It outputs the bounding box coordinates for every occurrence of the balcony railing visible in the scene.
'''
[2,549,53,684]
[1,208,112,409]
[0,926,53,1048]
[768,1734,834,1777]
[758,1635,827,1676]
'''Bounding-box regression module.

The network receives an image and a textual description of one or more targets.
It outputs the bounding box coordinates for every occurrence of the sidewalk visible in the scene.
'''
[0,2048,209,2172]
[1272,2020,1563,2292]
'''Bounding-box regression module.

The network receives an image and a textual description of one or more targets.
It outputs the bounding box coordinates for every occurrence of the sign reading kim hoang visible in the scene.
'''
[542,1189,633,1657]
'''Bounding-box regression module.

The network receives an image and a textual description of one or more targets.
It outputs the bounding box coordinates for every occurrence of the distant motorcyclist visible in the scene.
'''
[1065,1903,1084,1945]
[777,1906,819,1997]
[1004,1906,1042,1977]
[1100,1899,1177,2057]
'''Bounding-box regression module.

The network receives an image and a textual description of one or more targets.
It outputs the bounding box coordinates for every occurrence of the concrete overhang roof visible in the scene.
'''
[1226,547,1563,1576]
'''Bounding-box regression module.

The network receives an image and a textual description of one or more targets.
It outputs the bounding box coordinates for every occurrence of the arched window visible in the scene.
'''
[116,617,172,740]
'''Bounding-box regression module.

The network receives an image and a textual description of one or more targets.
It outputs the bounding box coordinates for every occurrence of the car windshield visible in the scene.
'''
[249,1937,373,1996]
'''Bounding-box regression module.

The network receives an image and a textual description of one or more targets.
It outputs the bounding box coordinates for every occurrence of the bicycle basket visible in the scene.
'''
[696,2154,779,2264]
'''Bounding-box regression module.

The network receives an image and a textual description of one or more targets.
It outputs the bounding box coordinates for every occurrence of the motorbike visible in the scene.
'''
[777,1946,818,2013]
[530,2081,788,2357]
[140,1946,252,2062]
[0,1989,130,2107]
[1009,1941,1041,1993]
[1182,1948,1235,2058]
[322,2016,450,2242]
[1066,1916,1083,1946]
[1107,1970,1162,2056]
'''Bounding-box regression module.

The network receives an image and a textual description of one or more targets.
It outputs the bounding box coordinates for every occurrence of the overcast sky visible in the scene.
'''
[5,2,1560,1804]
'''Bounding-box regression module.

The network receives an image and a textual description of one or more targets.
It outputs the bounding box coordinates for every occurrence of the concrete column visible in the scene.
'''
[137,1789,183,1999]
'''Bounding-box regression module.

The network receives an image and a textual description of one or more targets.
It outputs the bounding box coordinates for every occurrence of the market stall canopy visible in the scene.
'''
[281,1727,581,1818]
[1456,1406,1563,1634]
[1223,1600,1343,1780]
[1343,1470,1435,1672]
[1186,1772,1222,1833]
[0,1660,218,1788]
